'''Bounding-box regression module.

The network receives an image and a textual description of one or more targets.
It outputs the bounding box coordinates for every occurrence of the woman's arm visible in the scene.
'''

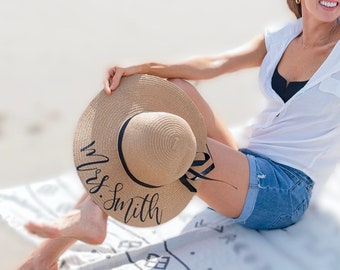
[104,34,266,94]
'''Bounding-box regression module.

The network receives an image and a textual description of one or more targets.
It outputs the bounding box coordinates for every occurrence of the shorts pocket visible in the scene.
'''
[270,214,294,229]
[270,185,311,229]
[291,199,308,224]
[290,177,313,224]
[270,200,308,229]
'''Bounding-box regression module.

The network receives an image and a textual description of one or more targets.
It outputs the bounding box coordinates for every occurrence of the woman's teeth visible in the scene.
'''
[319,1,338,8]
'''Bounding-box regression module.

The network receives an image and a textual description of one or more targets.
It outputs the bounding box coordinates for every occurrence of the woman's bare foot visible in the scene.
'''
[25,196,108,245]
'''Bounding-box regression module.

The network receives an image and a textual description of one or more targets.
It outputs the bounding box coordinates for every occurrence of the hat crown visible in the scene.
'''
[121,112,197,187]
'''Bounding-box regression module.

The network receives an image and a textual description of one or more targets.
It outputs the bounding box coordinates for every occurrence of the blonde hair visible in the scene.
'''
[287,0,302,18]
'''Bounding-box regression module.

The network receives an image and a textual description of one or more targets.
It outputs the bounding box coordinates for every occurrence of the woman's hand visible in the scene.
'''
[103,66,124,95]
[103,65,144,95]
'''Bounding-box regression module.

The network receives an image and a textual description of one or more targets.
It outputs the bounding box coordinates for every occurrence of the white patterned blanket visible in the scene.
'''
[1,170,340,270]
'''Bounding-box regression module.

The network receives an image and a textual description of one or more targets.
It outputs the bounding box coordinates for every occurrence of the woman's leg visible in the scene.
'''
[199,138,249,218]
[168,79,249,218]
[18,238,77,270]
[19,193,108,269]
[168,79,238,150]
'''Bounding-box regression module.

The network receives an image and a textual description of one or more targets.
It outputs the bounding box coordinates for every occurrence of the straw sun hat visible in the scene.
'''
[73,74,215,227]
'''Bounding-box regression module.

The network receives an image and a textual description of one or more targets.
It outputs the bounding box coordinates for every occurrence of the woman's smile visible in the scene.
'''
[319,1,338,9]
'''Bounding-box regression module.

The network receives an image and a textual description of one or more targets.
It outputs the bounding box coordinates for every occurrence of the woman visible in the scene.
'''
[19,0,340,269]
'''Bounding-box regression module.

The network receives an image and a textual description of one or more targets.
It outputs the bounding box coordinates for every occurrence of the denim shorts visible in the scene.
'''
[233,148,314,230]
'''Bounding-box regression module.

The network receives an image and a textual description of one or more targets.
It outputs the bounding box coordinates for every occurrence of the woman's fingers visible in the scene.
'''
[109,67,125,91]
[103,66,125,95]
[103,65,144,95]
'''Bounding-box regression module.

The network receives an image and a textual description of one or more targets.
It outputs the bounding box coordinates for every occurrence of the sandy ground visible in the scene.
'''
[0,1,293,269]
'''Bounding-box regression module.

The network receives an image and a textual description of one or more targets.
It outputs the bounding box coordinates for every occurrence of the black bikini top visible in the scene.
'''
[271,65,308,103]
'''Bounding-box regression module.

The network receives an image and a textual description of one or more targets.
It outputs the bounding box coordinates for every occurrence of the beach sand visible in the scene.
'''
[0,1,293,269]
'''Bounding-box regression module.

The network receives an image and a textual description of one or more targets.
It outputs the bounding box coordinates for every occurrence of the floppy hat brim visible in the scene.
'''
[73,74,209,227]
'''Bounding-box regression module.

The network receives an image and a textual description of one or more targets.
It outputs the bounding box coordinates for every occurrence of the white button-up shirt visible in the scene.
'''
[245,19,340,196]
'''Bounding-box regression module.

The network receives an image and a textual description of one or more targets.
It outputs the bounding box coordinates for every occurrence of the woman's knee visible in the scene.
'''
[168,78,237,148]
[167,78,199,97]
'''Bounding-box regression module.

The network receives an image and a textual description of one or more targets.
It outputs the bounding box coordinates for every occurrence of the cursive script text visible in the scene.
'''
[104,183,163,225]
[76,141,110,194]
